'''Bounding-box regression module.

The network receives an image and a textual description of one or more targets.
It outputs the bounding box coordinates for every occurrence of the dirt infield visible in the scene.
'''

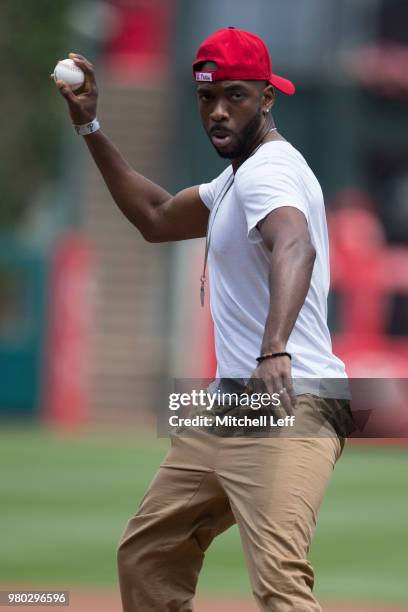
[14,590,407,611]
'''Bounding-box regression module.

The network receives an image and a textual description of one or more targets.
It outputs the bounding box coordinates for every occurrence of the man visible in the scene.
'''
[56,27,351,612]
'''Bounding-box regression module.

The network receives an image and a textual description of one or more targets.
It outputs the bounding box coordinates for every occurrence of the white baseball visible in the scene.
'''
[52,59,85,90]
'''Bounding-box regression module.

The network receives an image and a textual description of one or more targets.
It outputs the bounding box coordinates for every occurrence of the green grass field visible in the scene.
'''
[1,427,408,604]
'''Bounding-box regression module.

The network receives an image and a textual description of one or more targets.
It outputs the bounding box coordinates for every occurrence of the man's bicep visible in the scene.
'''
[258,206,311,252]
[154,186,209,241]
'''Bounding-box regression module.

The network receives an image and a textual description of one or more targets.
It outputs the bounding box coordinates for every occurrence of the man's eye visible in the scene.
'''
[231,93,243,101]
[199,94,211,101]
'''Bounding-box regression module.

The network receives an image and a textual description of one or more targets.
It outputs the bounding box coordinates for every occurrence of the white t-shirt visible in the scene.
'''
[199,141,348,395]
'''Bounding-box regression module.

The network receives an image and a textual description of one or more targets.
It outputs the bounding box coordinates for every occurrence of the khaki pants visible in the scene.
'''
[117,395,349,611]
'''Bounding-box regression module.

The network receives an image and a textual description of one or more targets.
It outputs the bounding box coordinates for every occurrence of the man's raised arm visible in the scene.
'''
[55,53,209,242]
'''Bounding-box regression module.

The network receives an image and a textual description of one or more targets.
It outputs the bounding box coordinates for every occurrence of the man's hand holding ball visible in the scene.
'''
[51,53,99,130]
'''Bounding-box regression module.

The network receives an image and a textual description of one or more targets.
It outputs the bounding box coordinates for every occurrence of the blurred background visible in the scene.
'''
[1,1,408,610]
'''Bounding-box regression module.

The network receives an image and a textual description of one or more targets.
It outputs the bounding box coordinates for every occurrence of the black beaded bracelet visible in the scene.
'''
[256,351,292,363]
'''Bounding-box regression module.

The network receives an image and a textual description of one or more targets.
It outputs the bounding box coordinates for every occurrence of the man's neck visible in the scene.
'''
[231,123,284,173]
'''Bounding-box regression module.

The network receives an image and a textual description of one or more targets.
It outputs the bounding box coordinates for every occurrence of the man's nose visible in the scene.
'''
[210,100,229,122]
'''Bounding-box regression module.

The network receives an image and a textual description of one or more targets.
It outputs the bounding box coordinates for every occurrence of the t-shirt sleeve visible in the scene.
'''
[199,166,232,211]
[198,180,216,211]
[235,153,309,244]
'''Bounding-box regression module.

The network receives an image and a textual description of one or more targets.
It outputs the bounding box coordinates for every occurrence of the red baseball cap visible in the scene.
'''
[193,27,295,96]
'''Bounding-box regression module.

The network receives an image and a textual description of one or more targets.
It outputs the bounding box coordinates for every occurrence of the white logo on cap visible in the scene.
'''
[195,72,213,82]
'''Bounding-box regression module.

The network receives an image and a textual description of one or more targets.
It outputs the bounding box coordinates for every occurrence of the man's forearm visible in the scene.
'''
[83,130,172,239]
[260,241,316,354]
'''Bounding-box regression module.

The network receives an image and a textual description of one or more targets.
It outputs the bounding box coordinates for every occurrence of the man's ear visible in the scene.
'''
[262,84,276,113]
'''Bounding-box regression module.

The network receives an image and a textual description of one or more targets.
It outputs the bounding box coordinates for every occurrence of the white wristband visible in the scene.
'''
[73,118,100,136]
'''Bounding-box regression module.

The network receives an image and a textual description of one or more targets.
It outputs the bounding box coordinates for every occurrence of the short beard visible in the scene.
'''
[212,108,264,159]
